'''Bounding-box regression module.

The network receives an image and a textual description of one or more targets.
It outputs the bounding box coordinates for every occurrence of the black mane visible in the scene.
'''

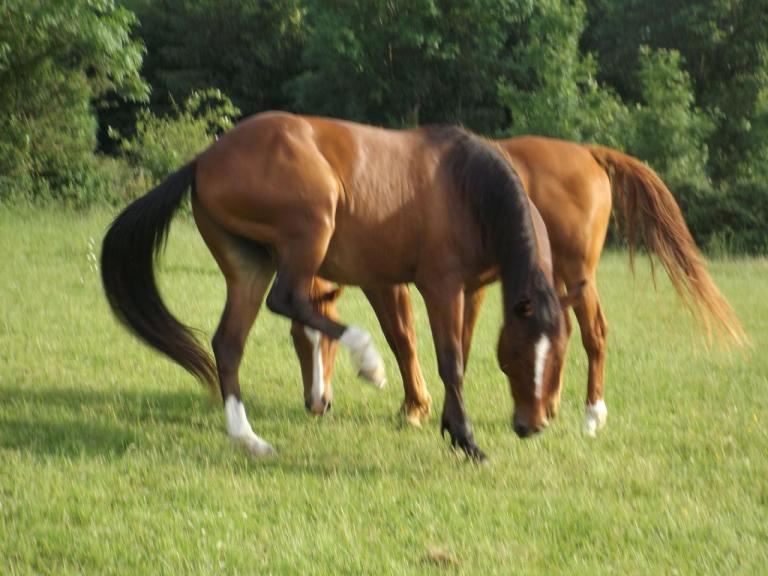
[435,126,561,335]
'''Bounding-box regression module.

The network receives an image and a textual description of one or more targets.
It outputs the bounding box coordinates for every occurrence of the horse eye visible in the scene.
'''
[513,299,533,318]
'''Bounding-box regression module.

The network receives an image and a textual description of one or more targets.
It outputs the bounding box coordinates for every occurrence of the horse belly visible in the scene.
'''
[319,219,417,286]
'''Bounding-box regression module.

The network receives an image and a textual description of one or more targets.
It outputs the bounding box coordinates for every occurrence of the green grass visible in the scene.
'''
[1,207,766,575]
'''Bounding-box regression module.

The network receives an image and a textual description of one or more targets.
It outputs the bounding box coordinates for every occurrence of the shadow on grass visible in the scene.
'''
[0,417,137,458]
[0,386,215,459]
[0,385,398,474]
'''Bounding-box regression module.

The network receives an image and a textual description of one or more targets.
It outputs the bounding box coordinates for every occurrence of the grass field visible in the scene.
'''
[1,207,766,574]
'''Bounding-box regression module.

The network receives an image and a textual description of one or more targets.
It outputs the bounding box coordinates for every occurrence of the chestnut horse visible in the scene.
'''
[292,136,747,434]
[101,113,577,461]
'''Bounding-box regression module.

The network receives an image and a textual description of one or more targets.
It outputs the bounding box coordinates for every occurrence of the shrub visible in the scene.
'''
[701,181,768,256]
[0,0,147,206]
[115,89,240,186]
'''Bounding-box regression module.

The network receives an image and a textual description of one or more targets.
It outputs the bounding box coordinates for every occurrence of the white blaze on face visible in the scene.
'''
[224,395,275,456]
[304,327,325,410]
[533,334,551,400]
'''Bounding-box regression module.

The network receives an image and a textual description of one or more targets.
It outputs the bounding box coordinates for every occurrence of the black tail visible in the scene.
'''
[101,162,218,391]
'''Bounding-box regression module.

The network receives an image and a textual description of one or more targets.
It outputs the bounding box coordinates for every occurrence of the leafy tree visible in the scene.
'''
[124,0,306,116]
[0,0,147,203]
[626,47,714,194]
[290,0,518,131]
[115,89,240,185]
[584,0,768,181]
[498,0,627,145]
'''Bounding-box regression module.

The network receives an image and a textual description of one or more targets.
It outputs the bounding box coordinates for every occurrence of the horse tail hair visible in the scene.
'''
[100,162,219,392]
[587,145,748,347]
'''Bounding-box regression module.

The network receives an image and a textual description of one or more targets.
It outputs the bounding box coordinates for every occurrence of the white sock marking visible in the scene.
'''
[584,399,608,437]
[533,334,551,400]
[340,326,386,388]
[224,395,275,456]
[304,327,326,411]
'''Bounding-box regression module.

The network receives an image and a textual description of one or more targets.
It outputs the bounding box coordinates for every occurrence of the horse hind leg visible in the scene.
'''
[214,266,276,456]
[547,279,573,420]
[194,202,276,456]
[572,279,608,436]
[364,285,431,426]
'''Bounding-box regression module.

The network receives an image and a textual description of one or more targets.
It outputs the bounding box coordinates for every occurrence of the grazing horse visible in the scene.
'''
[292,136,747,434]
[101,113,576,461]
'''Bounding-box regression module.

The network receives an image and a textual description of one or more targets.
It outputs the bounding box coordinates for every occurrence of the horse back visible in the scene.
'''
[500,136,612,270]
[193,112,461,286]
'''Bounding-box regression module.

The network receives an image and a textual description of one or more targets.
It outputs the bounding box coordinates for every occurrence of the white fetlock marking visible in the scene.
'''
[340,326,386,388]
[584,399,608,437]
[224,395,275,456]
[533,334,551,400]
[304,327,326,412]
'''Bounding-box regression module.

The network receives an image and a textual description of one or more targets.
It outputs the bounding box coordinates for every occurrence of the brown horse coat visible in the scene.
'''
[292,135,746,434]
[102,113,572,460]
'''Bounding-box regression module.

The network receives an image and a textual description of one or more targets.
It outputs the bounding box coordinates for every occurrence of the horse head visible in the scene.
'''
[290,278,343,414]
[497,269,584,437]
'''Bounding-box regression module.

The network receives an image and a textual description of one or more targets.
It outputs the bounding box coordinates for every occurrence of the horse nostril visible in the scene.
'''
[304,398,312,412]
[513,422,530,438]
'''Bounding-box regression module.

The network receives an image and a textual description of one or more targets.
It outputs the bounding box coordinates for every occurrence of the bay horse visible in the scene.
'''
[101,113,578,461]
[292,136,748,434]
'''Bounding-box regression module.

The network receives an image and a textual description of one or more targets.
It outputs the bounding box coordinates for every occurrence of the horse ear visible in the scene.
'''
[514,298,534,318]
[559,280,587,309]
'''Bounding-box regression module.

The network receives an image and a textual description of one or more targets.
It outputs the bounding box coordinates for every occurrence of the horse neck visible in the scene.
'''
[441,127,539,308]
[468,176,539,314]
[494,209,539,319]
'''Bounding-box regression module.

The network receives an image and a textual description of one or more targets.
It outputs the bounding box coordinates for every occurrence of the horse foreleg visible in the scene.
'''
[420,283,486,461]
[461,287,487,370]
[549,304,572,420]
[364,285,431,426]
[266,236,386,388]
[572,279,608,436]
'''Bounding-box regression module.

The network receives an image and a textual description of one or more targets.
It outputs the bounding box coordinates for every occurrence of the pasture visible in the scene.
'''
[1,207,766,574]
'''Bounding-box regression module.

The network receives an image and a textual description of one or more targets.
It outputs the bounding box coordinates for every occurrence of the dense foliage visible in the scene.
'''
[1,0,766,252]
[0,0,147,205]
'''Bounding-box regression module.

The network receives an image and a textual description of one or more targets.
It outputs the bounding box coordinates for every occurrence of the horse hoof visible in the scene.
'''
[441,418,486,461]
[465,443,488,463]
[401,410,423,428]
[232,434,276,458]
[546,397,561,420]
[359,368,386,389]
[400,399,431,428]
[341,327,386,388]
[584,399,608,437]
[307,398,331,416]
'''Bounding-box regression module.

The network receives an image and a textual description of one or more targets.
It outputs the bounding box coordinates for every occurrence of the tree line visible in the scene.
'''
[1,0,766,253]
